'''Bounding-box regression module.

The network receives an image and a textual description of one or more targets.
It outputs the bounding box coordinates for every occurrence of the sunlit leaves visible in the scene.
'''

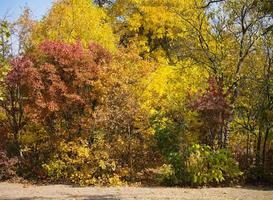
[32,0,116,51]
[112,0,205,63]
[0,21,10,46]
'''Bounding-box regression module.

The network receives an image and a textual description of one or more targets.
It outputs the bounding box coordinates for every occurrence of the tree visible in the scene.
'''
[181,0,265,147]
[0,20,11,68]
[95,46,156,180]
[0,40,110,156]
[0,20,11,94]
[0,21,10,47]
[29,41,110,139]
[191,78,231,148]
[111,0,204,63]
[0,57,42,155]
[235,33,273,170]
[31,0,116,51]
[15,7,35,54]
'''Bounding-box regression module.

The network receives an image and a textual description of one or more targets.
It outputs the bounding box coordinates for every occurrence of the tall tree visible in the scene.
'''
[15,7,34,54]
[111,0,205,63]
[0,20,11,65]
[31,0,116,51]
[182,0,265,147]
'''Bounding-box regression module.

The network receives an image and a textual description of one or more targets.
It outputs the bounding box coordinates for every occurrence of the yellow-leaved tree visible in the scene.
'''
[32,0,116,51]
[112,0,205,63]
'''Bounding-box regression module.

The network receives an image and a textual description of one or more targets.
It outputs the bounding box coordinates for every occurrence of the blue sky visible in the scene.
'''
[0,0,54,21]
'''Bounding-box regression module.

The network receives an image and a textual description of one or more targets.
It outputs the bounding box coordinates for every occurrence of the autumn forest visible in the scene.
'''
[0,0,272,186]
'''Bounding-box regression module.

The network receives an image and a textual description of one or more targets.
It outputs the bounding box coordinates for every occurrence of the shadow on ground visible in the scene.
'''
[240,185,273,191]
[2,194,119,200]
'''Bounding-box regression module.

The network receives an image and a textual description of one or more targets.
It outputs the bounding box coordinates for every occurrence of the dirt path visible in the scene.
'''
[0,182,272,200]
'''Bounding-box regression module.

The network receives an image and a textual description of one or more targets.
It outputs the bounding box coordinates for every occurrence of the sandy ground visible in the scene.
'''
[0,182,272,200]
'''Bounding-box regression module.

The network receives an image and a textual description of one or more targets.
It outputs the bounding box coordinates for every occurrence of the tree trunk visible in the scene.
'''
[128,122,133,181]
[13,128,21,157]
[223,122,230,148]
[256,128,262,167]
[262,127,270,168]
[246,133,250,167]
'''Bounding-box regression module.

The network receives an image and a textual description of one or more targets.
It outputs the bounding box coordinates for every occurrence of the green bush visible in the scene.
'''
[151,111,187,185]
[156,144,242,186]
[155,164,176,185]
[184,144,242,186]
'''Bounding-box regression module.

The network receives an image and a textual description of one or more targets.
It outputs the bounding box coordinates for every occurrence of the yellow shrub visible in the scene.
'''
[43,134,126,186]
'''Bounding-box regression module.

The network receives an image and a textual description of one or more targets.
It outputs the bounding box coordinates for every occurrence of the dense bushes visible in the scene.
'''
[156,144,242,186]
[0,148,18,181]
[0,39,269,186]
[42,137,123,186]
[184,145,242,186]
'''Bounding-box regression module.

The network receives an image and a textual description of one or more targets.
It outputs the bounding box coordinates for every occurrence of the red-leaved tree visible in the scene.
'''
[0,57,43,154]
[0,40,111,155]
[191,78,232,149]
[32,40,111,138]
